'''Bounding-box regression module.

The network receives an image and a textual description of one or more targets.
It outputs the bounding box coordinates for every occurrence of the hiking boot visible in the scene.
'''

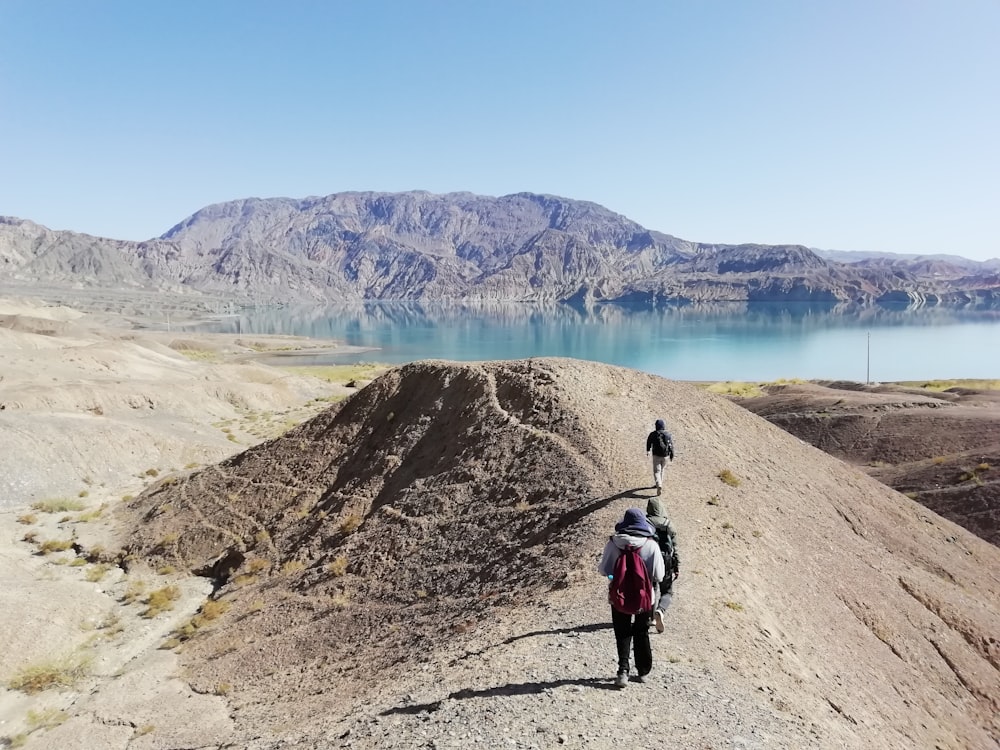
[654,608,665,633]
[656,485,662,495]
[614,672,628,689]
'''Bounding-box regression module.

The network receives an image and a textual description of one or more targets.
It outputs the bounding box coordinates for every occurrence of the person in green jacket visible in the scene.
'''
[646,496,680,633]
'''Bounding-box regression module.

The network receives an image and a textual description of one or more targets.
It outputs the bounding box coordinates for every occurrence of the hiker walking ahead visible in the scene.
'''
[646,496,680,634]
[645,419,674,493]
[598,508,665,688]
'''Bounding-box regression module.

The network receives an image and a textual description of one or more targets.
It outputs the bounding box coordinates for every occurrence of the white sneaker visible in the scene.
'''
[614,672,628,688]
[654,609,665,633]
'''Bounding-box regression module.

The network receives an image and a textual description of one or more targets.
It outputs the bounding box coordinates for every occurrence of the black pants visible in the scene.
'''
[611,608,652,675]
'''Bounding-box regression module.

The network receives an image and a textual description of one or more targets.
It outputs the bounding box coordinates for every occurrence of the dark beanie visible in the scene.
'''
[655,419,666,430]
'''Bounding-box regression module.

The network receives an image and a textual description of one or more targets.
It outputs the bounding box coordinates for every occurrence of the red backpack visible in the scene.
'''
[608,540,653,615]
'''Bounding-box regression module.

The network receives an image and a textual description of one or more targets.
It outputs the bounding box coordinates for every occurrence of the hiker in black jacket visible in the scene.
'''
[645,419,674,494]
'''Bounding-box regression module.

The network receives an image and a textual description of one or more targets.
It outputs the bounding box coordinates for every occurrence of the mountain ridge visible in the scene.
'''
[3,191,999,309]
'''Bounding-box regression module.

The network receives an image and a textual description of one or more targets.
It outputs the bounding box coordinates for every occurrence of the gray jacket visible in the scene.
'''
[598,533,665,583]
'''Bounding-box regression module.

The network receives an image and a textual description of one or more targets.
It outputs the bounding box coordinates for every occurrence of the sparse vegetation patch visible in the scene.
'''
[84,563,112,582]
[339,513,363,534]
[142,585,182,617]
[327,556,348,576]
[76,505,105,522]
[906,379,1000,392]
[37,538,75,555]
[6,653,92,694]
[704,381,764,398]
[174,347,219,362]
[25,707,69,731]
[167,598,232,646]
[717,469,741,487]
[282,364,388,385]
[31,498,85,513]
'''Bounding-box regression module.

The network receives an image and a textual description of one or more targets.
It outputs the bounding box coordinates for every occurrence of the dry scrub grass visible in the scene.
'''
[282,364,388,385]
[339,513,363,534]
[142,585,181,617]
[717,469,741,487]
[6,653,92,694]
[902,378,1000,392]
[704,381,764,398]
[327,556,348,576]
[31,498,85,513]
[37,538,74,555]
[76,505,105,522]
[84,563,112,582]
[174,348,219,362]
[25,707,68,730]
[164,598,231,648]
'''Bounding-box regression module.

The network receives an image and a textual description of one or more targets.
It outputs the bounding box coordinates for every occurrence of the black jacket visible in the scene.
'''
[646,429,674,459]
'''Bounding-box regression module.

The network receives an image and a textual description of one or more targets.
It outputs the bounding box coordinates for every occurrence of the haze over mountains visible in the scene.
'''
[2,191,999,309]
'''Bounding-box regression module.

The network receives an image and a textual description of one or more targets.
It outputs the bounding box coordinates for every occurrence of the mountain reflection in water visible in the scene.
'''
[187,302,1000,382]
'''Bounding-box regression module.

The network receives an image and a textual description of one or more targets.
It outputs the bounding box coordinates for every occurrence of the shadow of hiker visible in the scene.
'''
[522,487,652,548]
[381,677,618,715]
[501,621,611,645]
[454,622,613,663]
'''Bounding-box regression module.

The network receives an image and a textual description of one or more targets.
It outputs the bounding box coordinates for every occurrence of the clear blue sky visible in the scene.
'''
[1,1,997,260]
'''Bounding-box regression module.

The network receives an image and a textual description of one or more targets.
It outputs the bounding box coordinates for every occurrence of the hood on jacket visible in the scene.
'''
[615,507,654,537]
[646,496,670,526]
[611,532,655,550]
[654,419,666,430]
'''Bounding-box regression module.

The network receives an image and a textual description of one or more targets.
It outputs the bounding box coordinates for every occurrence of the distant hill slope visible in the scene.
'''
[120,358,1000,749]
[815,247,1000,270]
[733,381,1000,547]
[3,192,1000,308]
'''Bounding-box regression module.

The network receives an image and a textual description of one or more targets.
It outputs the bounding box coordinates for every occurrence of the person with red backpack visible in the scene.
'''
[598,508,665,688]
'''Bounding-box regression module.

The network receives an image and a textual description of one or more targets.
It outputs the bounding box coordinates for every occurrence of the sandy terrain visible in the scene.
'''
[0,297,359,510]
[1,298,999,750]
[0,298,362,747]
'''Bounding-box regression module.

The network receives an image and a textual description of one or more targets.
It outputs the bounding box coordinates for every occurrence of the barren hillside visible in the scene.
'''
[0,300,345,508]
[121,359,1000,749]
[737,381,1000,546]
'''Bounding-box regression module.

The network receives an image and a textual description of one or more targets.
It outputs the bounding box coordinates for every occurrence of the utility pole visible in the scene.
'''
[866,331,871,385]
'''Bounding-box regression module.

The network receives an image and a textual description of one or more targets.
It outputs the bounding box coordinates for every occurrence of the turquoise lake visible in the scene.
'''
[190,303,1000,382]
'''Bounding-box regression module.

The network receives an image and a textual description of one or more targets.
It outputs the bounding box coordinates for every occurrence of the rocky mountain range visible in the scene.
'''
[2,191,999,309]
